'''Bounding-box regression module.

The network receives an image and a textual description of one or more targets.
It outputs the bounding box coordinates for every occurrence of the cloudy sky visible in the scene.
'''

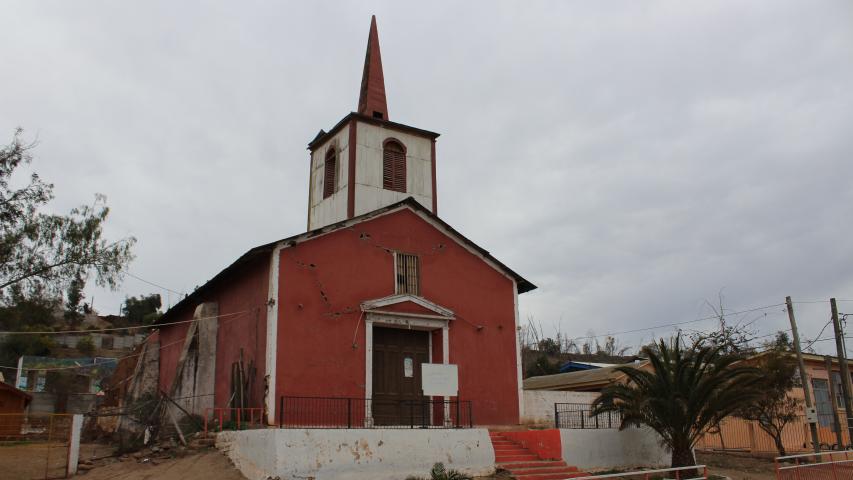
[2,1,852,354]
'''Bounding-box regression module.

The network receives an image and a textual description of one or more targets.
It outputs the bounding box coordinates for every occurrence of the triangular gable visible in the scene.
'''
[157,197,532,326]
[361,294,454,319]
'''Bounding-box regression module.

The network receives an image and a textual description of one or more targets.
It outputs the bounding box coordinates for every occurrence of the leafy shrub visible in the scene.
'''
[76,335,96,355]
[405,462,472,480]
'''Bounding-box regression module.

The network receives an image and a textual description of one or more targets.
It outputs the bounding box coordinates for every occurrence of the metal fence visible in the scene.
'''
[574,465,708,480]
[775,451,853,480]
[554,403,623,429]
[203,407,265,434]
[0,413,74,480]
[279,396,473,429]
[696,415,852,454]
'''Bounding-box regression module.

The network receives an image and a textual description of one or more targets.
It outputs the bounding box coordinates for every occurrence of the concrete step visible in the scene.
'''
[494,445,528,451]
[495,454,540,462]
[498,460,569,470]
[514,473,589,480]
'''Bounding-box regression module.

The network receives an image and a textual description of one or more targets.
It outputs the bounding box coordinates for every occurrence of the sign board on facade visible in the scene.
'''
[421,363,458,397]
[805,406,818,424]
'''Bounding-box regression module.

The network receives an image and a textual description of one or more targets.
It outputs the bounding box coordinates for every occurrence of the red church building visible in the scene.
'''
[155,17,535,428]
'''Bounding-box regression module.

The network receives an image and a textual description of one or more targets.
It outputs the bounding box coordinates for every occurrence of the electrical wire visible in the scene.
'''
[0,308,253,335]
[557,302,787,343]
[0,308,256,372]
[123,270,186,297]
[802,319,834,351]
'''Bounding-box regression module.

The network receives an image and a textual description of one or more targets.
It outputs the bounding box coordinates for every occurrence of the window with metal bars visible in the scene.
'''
[323,148,337,199]
[383,140,406,192]
[395,253,420,295]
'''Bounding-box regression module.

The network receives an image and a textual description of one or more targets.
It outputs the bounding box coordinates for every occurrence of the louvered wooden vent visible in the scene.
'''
[383,141,406,192]
[395,253,420,295]
[323,149,337,199]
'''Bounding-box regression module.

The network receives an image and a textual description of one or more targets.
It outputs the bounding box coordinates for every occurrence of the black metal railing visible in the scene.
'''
[279,396,473,429]
[554,402,622,429]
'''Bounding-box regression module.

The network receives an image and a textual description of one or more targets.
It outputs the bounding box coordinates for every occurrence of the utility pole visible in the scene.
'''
[824,355,845,449]
[831,297,853,446]
[787,296,821,453]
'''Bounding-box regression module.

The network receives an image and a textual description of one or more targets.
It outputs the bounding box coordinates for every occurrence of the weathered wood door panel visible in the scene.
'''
[372,327,429,425]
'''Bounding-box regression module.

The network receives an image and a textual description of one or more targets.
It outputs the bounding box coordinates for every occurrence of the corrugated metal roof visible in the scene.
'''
[524,362,646,391]
[155,197,536,326]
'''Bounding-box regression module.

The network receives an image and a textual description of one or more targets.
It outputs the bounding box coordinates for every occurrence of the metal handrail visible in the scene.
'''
[573,464,707,479]
[278,395,473,429]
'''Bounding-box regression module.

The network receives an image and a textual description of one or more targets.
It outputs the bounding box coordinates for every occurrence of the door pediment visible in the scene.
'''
[361,294,455,320]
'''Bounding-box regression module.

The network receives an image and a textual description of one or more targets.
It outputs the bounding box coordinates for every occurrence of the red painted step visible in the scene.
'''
[489,431,589,480]
[512,465,580,475]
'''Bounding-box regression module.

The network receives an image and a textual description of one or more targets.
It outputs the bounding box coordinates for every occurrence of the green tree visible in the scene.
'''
[525,353,561,378]
[64,273,85,326]
[76,335,95,356]
[0,284,60,331]
[592,336,763,471]
[537,337,561,355]
[737,341,800,456]
[0,332,55,386]
[0,129,135,298]
[122,293,162,325]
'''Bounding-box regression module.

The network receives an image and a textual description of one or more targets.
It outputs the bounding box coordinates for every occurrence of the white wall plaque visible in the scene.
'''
[421,363,458,397]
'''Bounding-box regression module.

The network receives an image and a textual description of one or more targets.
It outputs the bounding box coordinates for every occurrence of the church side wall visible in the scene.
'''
[275,208,520,425]
[308,126,351,230]
[158,257,269,412]
[353,122,433,217]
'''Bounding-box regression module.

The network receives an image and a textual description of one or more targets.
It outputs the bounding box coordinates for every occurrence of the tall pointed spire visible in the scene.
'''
[357,15,389,120]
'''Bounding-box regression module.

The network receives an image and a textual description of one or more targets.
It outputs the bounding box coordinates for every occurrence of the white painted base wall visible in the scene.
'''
[560,427,671,470]
[522,390,599,426]
[217,428,496,480]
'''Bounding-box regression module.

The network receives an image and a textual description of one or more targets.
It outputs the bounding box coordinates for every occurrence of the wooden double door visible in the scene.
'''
[372,327,430,425]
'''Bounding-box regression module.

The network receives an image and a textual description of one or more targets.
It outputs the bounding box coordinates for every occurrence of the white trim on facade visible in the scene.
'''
[442,324,451,426]
[409,209,520,286]
[265,242,284,425]
[363,311,452,426]
[364,319,374,427]
[512,279,523,422]
[361,293,455,319]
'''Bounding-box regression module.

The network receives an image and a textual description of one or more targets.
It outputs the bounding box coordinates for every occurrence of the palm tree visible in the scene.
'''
[591,336,762,470]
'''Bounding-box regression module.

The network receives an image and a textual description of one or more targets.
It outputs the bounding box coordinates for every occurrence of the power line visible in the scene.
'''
[0,308,255,372]
[558,302,786,343]
[0,308,255,335]
[803,319,834,351]
[123,270,186,297]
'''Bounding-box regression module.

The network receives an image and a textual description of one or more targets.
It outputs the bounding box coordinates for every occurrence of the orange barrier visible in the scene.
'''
[696,416,851,454]
[775,451,853,480]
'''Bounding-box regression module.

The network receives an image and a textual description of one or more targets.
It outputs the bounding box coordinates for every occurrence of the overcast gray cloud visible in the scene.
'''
[2,1,852,353]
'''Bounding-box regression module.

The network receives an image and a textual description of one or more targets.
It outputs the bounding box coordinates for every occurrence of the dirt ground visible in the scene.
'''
[0,442,72,480]
[0,441,779,480]
[79,450,246,480]
[697,452,778,480]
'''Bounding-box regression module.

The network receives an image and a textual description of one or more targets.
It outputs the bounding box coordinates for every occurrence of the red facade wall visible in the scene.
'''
[158,258,269,410]
[276,208,521,425]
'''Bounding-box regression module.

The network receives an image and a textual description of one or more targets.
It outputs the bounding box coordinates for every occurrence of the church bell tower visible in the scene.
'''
[306,16,439,231]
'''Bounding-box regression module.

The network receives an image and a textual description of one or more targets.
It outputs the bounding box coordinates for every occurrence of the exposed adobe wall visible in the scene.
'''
[158,257,269,412]
[276,208,521,425]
